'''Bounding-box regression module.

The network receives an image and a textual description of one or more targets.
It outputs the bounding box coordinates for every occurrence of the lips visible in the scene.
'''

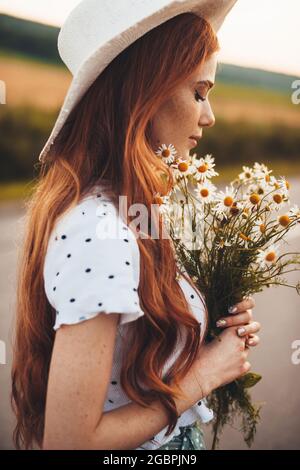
[189,138,198,147]
[190,135,202,143]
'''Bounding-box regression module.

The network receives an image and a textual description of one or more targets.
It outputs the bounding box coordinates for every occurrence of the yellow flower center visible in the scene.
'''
[224,196,234,207]
[250,193,260,205]
[162,149,170,158]
[278,215,291,227]
[260,224,266,233]
[265,174,270,182]
[266,251,276,262]
[178,162,189,172]
[200,188,209,198]
[285,181,290,190]
[273,194,283,204]
[239,232,250,241]
[245,172,251,178]
[198,164,208,173]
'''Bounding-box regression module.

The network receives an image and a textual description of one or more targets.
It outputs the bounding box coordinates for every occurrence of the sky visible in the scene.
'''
[0,0,299,76]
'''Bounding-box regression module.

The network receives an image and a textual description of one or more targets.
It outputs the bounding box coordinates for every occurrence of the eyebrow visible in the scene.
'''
[196,80,214,89]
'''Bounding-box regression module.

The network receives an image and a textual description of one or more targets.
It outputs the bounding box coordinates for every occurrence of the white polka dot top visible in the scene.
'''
[43,184,214,450]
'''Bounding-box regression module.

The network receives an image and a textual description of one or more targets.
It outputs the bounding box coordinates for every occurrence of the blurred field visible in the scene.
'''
[211,83,300,129]
[0,50,71,110]
[0,160,299,202]
[1,50,300,128]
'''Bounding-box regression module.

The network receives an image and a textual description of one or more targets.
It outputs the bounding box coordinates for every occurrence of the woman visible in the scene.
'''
[11,0,261,450]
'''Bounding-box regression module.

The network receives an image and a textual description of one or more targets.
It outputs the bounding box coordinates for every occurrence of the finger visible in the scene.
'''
[246,334,260,347]
[236,321,261,337]
[228,296,255,314]
[216,309,253,328]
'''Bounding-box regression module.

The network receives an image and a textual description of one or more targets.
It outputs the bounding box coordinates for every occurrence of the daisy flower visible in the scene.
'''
[251,218,267,239]
[277,176,291,196]
[243,189,264,210]
[196,179,217,204]
[212,185,236,219]
[246,183,275,210]
[193,154,219,182]
[155,143,177,165]
[171,158,195,180]
[256,244,280,269]
[252,162,273,180]
[238,166,254,182]
[269,189,289,211]
[277,214,292,228]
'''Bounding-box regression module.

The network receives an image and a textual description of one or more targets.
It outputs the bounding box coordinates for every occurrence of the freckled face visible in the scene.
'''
[150,51,219,160]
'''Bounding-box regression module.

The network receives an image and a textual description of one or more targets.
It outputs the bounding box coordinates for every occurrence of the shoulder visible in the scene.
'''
[45,191,139,269]
[43,190,144,330]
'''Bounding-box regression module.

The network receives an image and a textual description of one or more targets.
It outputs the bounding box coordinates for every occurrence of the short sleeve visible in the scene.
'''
[43,196,145,330]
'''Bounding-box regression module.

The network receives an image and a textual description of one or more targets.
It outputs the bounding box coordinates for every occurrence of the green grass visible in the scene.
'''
[0,180,36,202]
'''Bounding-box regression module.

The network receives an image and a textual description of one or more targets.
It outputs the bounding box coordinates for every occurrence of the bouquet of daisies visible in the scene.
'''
[154,143,300,449]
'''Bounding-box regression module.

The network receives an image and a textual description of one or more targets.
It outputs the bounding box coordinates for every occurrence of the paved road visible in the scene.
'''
[0,180,299,450]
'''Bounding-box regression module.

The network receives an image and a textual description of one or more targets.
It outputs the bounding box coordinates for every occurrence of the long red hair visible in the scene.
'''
[11,13,219,449]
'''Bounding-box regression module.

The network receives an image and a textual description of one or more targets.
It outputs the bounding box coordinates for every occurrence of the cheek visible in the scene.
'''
[151,93,198,145]
[166,96,197,131]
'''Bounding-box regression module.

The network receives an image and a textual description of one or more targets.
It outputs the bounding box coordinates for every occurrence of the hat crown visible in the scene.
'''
[58,0,237,75]
[58,0,171,75]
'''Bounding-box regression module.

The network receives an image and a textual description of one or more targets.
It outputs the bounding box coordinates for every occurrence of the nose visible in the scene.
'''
[199,100,215,128]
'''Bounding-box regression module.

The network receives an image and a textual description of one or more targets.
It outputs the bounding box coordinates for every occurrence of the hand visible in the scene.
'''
[215,296,261,348]
[196,326,251,396]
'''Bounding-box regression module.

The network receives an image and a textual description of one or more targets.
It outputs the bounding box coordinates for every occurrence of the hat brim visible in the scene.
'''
[39,0,237,162]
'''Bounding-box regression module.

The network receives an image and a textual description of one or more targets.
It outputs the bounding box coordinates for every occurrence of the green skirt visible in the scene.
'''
[157,420,206,450]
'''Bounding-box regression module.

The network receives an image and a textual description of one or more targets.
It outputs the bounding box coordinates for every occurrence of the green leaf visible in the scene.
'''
[237,372,262,389]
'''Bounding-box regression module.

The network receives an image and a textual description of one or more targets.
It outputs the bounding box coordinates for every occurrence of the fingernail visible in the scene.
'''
[248,339,255,345]
[216,319,227,327]
[228,305,237,313]
[237,327,246,336]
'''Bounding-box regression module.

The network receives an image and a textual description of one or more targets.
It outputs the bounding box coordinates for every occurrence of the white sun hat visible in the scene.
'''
[38,0,238,163]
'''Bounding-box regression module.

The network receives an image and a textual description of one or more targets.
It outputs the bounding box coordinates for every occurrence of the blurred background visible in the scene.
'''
[0,0,299,450]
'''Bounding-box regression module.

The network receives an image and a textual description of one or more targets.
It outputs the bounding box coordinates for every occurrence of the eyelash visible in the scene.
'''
[194,90,206,102]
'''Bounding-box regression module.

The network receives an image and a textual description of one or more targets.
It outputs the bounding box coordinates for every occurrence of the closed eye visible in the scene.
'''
[195,90,206,102]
